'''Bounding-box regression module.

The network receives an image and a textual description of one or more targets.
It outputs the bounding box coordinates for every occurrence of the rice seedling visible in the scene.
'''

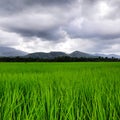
[0,62,120,120]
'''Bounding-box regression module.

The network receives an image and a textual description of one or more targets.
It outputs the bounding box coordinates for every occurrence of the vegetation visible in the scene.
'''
[0,56,120,62]
[0,62,120,120]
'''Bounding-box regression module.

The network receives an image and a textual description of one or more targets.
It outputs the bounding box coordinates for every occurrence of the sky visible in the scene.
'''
[0,0,120,54]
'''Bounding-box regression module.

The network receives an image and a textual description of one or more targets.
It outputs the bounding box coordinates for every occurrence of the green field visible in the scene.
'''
[0,62,120,120]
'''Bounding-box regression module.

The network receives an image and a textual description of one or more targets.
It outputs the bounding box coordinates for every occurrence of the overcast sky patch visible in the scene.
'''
[0,0,120,55]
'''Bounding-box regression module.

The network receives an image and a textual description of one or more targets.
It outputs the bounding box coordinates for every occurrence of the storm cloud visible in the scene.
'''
[0,0,120,54]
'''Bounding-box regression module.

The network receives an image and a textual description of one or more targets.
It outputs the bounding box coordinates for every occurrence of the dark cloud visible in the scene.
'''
[5,27,65,40]
[25,0,73,6]
[0,0,74,15]
[0,0,120,54]
[66,28,120,40]
[81,0,100,5]
[0,0,75,41]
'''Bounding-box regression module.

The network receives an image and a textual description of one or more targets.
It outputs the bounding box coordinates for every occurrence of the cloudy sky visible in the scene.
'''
[0,0,120,54]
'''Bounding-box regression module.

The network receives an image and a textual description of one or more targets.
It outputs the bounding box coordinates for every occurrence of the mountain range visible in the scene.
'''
[94,53,120,58]
[0,46,27,57]
[24,51,95,59]
[0,46,120,59]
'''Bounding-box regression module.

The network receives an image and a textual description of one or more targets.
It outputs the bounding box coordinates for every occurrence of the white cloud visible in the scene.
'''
[0,0,120,55]
[0,29,22,47]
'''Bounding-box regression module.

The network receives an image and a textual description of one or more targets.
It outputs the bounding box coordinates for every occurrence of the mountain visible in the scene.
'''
[25,51,95,59]
[0,46,119,59]
[94,53,120,58]
[107,54,120,58]
[69,51,94,58]
[0,46,27,57]
[25,52,68,59]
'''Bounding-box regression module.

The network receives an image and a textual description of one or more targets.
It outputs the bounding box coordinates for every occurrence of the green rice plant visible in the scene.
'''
[0,62,120,120]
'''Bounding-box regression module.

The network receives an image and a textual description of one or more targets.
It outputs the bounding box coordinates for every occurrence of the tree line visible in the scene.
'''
[0,56,120,62]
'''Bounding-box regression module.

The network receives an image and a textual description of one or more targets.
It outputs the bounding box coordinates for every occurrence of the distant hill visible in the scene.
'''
[25,51,95,59]
[69,51,94,58]
[0,46,119,59]
[94,53,120,58]
[0,46,27,57]
[25,52,68,59]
